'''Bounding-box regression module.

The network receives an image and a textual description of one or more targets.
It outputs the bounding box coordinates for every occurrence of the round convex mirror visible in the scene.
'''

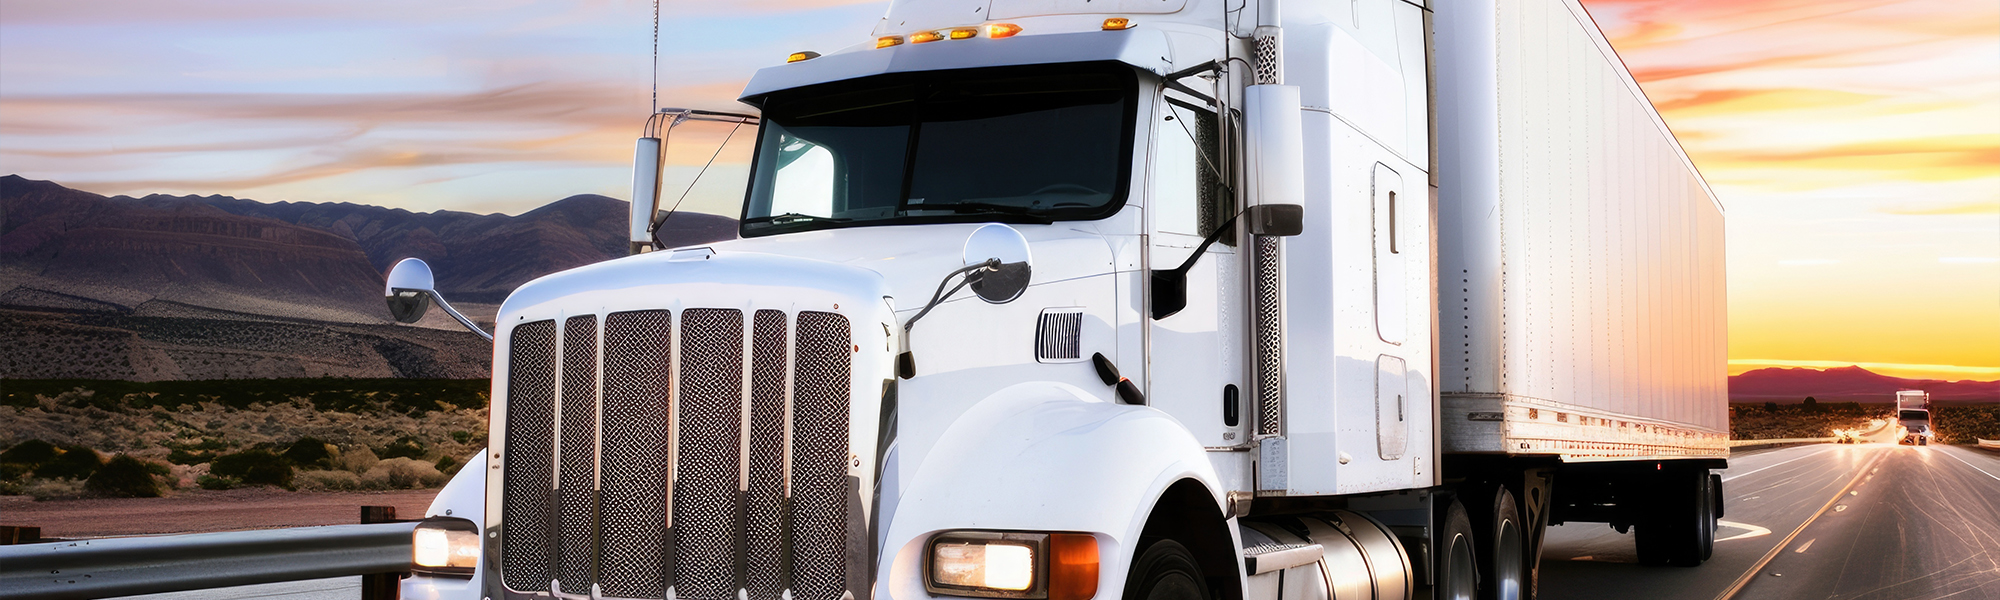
[962,223,1034,304]
[384,257,436,323]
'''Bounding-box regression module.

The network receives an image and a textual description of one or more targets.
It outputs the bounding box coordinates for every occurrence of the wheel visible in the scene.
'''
[1435,498,1480,600]
[1696,471,1716,561]
[1466,485,1526,600]
[1123,540,1210,600]
[1635,470,1706,567]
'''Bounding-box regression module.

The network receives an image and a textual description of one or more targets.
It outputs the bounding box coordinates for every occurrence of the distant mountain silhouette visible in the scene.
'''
[0,174,737,380]
[1729,365,2000,403]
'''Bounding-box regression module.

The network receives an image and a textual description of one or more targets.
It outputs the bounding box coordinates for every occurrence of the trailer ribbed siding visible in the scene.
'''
[1436,0,1728,459]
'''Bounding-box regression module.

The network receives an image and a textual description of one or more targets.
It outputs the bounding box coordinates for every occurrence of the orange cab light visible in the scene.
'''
[911,30,946,44]
[1102,17,1133,30]
[985,23,1023,39]
[877,36,904,49]
[787,51,821,63]
[1048,533,1100,600]
[949,27,978,40]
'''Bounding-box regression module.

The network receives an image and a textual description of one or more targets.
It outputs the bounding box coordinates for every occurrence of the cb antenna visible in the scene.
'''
[651,0,660,113]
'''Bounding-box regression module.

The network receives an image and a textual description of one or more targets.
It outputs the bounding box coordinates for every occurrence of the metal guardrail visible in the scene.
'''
[1727,437,1836,448]
[0,522,416,600]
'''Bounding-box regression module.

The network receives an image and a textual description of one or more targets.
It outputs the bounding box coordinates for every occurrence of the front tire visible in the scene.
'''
[1124,540,1210,600]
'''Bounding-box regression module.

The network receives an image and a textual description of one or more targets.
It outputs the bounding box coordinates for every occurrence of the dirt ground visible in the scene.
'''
[0,488,439,539]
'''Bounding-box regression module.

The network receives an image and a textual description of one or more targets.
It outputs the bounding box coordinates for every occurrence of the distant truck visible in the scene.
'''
[1897,390,1932,445]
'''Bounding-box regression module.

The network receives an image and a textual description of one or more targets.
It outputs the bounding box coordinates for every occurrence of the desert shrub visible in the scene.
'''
[294,469,363,491]
[282,437,336,469]
[377,437,428,461]
[26,477,87,500]
[0,463,31,481]
[1,439,61,466]
[450,430,476,444]
[85,455,162,498]
[339,445,379,474]
[1934,404,2000,444]
[362,457,447,489]
[197,474,240,490]
[435,455,459,475]
[34,446,103,479]
[210,450,293,488]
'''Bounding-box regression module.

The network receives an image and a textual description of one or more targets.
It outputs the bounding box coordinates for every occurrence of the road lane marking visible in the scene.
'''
[1713,449,1888,600]
[1715,520,1771,542]
[1936,447,2000,482]
[1722,445,1840,482]
[1794,539,1814,553]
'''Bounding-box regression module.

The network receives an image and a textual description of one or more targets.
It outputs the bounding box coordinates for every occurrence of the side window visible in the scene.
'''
[1155,98,1223,240]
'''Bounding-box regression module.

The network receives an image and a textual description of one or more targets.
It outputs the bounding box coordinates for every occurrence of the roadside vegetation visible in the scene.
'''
[0,379,487,499]
[1933,404,2000,445]
[1728,400,1889,440]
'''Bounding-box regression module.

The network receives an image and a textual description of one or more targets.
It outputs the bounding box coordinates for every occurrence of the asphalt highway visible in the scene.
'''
[1537,441,2000,600]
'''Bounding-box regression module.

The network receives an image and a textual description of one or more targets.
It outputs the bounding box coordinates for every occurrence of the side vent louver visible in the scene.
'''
[1035,310,1084,362]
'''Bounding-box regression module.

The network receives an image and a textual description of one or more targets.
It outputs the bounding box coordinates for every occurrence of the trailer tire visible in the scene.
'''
[1467,485,1525,600]
[1635,470,1705,567]
[1436,499,1479,600]
[1697,472,1716,561]
[1125,540,1210,600]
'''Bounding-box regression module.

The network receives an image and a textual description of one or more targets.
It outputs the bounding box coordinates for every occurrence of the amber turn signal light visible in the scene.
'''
[787,51,821,63]
[1049,533,1099,600]
[877,36,904,48]
[950,27,978,40]
[985,23,1023,39]
[1102,17,1133,30]
[912,30,946,43]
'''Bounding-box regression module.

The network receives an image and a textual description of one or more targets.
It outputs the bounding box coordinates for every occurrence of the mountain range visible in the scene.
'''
[1728,366,2000,404]
[1,175,734,380]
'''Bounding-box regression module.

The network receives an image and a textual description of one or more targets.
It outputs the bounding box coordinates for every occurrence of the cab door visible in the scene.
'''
[1146,93,1249,448]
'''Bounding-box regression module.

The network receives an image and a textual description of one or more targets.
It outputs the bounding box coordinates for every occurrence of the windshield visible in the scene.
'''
[1900,410,1929,420]
[741,63,1138,236]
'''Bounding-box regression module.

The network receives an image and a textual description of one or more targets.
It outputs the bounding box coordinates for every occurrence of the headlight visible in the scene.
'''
[411,516,480,577]
[925,531,1098,600]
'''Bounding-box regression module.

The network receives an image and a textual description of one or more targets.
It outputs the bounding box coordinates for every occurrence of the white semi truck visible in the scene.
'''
[396,1,1729,599]
[1896,390,1932,445]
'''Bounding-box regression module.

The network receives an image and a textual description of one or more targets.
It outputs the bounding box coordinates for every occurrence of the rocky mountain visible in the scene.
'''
[1729,366,2000,403]
[0,175,737,381]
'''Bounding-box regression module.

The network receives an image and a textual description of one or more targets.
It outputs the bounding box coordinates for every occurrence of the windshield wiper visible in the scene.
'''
[915,202,1057,223]
[742,213,852,227]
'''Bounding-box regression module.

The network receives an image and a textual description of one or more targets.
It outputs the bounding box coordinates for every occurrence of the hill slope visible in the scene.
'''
[1729,365,2000,403]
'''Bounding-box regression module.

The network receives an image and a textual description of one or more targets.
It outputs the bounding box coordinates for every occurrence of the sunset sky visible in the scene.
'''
[1,0,1994,380]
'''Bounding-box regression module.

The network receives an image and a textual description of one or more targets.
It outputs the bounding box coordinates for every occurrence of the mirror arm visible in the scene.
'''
[1152,212,1241,320]
[427,291,493,342]
[896,259,1000,378]
[1163,60,1221,108]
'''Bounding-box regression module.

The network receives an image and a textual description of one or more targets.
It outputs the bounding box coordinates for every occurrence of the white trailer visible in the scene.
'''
[396,1,1729,599]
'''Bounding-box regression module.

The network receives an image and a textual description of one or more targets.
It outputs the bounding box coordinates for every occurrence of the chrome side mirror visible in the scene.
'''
[962,223,1033,304]
[385,258,492,341]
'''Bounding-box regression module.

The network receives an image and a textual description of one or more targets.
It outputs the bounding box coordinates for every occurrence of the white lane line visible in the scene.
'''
[1713,449,1888,600]
[1936,447,2000,482]
[1794,538,1815,553]
[1715,520,1772,542]
[1723,445,1840,482]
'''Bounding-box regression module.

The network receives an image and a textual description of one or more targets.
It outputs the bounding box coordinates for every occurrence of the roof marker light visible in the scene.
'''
[911,30,946,44]
[985,23,1022,39]
[949,27,978,40]
[787,51,821,63]
[1102,17,1133,30]
[877,36,904,49]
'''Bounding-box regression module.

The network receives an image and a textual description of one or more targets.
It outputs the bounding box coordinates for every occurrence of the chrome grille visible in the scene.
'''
[557,316,600,593]
[500,320,558,593]
[598,310,672,599]
[745,310,790,600]
[499,307,859,600]
[791,311,853,600]
[672,308,746,600]
[1254,235,1285,437]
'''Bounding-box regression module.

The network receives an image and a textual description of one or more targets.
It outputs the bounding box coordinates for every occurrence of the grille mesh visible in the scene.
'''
[1035,311,1083,361]
[746,310,791,600]
[500,320,558,593]
[1254,236,1284,436]
[557,316,601,592]
[599,310,673,599]
[791,311,852,600]
[1253,29,1282,85]
[672,309,746,600]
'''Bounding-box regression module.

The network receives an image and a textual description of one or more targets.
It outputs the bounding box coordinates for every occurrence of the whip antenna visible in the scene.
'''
[651,0,660,113]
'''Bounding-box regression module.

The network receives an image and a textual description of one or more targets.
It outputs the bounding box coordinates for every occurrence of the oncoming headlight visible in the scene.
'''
[925,531,1098,600]
[411,516,480,577]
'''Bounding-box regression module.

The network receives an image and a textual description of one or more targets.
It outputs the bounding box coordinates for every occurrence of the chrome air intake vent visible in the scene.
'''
[497,309,856,600]
[1035,310,1084,362]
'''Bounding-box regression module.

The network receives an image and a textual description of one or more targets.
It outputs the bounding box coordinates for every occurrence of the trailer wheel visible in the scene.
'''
[1436,499,1479,600]
[1124,540,1209,600]
[1635,470,1705,567]
[1467,485,1525,600]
